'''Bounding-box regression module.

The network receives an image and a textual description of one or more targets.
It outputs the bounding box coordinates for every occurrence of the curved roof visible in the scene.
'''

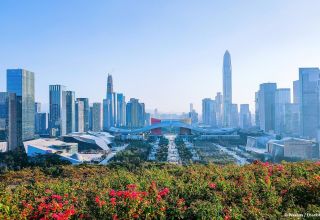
[109,120,238,135]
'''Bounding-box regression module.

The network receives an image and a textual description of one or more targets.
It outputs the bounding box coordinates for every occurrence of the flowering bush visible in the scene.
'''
[0,161,319,219]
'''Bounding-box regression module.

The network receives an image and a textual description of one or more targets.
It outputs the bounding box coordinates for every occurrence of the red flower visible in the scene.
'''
[52,195,63,201]
[113,214,118,220]
[127,184,137,191]
[281,189,288,196]
[109,189,116,197]
[209,183,217,189]
[110,197,116,206]
[158,188,170,197]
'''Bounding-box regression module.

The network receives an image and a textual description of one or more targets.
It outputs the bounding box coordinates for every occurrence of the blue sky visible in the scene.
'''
[1,1,320,113]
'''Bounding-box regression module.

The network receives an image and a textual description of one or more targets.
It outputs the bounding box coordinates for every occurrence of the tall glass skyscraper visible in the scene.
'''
[49,85,66,136]
[116,93,126,127]
[299,68,320,140]
[222,50,232,127]
[202,98,216,127]
[7,69,35,145]
[66,91,75,134]
[275,88,291,135]
[76,98,89,132]
[257,83,277,132]
[91,102,102,132]
[0,92,17,150]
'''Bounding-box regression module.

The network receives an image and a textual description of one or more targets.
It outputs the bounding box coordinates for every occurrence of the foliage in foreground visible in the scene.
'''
[0,161,320,219]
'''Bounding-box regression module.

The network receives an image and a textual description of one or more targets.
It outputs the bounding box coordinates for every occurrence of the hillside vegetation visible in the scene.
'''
[0,161,320,219]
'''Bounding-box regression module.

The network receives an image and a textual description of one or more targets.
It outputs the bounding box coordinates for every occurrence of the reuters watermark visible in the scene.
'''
[284,213,320,218]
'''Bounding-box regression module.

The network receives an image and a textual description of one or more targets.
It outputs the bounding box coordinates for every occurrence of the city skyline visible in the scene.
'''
[2,1,320,113]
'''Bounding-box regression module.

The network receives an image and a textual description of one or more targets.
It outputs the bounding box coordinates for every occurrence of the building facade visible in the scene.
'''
[275,88,291,135]
[7,69,35,145]
[49,85,66,137]
[66,91,75,134]
[222,50,232,127]
[299,68,320,140]
[239,104,251,129]
[202,98,216,127]
[91,102,102,132]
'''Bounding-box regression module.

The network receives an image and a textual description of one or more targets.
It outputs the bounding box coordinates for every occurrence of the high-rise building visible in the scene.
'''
[35,102,41,113]
[239,104,251,129]
[116,93,126,127]
[230,104,239,127]
[275,88,291,135]
[293,80,300,104]
[75,99,85,132]
[35,113,48,135]
[49,85,66,137]
[7,69,35,145]
[215,92,223,127]
[76,98,89,132]
[126,98,146,128]
[285,103,300,136]
[299,68,320,140]
[258,83,277,133]
[255,91,260,127]
[0,92,17,150]
[91,103,102,132]
[66,91,75,134]
[222,50,232,127]
[103,74,114,129]
[202,98,216,127]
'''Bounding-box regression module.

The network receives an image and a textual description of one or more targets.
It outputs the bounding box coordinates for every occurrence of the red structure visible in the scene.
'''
[151,118,162,135]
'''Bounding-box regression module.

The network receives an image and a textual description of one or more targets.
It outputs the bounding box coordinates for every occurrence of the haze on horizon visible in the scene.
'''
[1,0,320,113]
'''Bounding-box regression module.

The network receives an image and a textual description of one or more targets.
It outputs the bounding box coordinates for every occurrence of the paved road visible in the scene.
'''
[99,144,129,165]
[165,134,180,164]
[214,143,249,165]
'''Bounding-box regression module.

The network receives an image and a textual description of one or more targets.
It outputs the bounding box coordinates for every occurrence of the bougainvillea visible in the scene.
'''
[0,161,319,219]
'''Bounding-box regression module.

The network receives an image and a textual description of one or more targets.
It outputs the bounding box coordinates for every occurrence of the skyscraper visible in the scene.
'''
[76,98,89,132]
[299,68,320,140]
[258,83,277,133]
[215,92,223,127]
[103,74,114,129]
[35,113,47,135]
[66,91,75,134]
[0,92,17,150]
[255,91,260,127]
[116,93,126,127]
[293,80,300,104]
[49,85,66,137]
[7,69,35,145]
[202,98,216,127]
[230,104,239,128]
[222,50,232,127]
[91,103,102,132]
[126,98,145,128]
[239,104,251,129]
[275,88,291,135]
[75,100,84,132]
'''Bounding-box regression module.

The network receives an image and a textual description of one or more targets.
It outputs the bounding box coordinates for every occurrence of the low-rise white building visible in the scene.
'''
[267,138,319,160]
[23,139,82,164]
[0,142,8,152]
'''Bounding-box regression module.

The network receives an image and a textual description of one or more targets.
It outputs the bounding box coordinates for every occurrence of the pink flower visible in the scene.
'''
[158,188,170,197]
[51,195,62,201]
[209,183,217,189]
[110,197,116,206]
[109,189,116,197]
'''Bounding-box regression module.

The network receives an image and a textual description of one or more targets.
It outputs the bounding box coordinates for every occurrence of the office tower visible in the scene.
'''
[91,103,102,132]
[126,98,146,128]
[299,68,320,140]
[293,80,300,104]
[202,98,216,127]
[49,85,66,137]
[275,88,291,135]
[0,92,17,151]
[222,50,232,127]
[35,102,41,113]
[75,100,85,132]
[66,91,75,134]
[239,104,251,129]
[35,113,48,134]
[255,91,260,127]
[190,103,194,113]
[215,92,223,127]
[7,69,35,145]
[189,110,199,124]
[230,104,239,127]
[285,103,300,136]
[145,113,151,126]
[103,74,114,129]
[75,98,89,132]
[258,83,277,133]
[116,93,126,127]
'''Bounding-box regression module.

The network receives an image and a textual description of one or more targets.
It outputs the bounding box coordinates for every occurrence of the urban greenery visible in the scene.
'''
[155,137,169,161]
[175,138,192,163]
[0,161,320,219]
